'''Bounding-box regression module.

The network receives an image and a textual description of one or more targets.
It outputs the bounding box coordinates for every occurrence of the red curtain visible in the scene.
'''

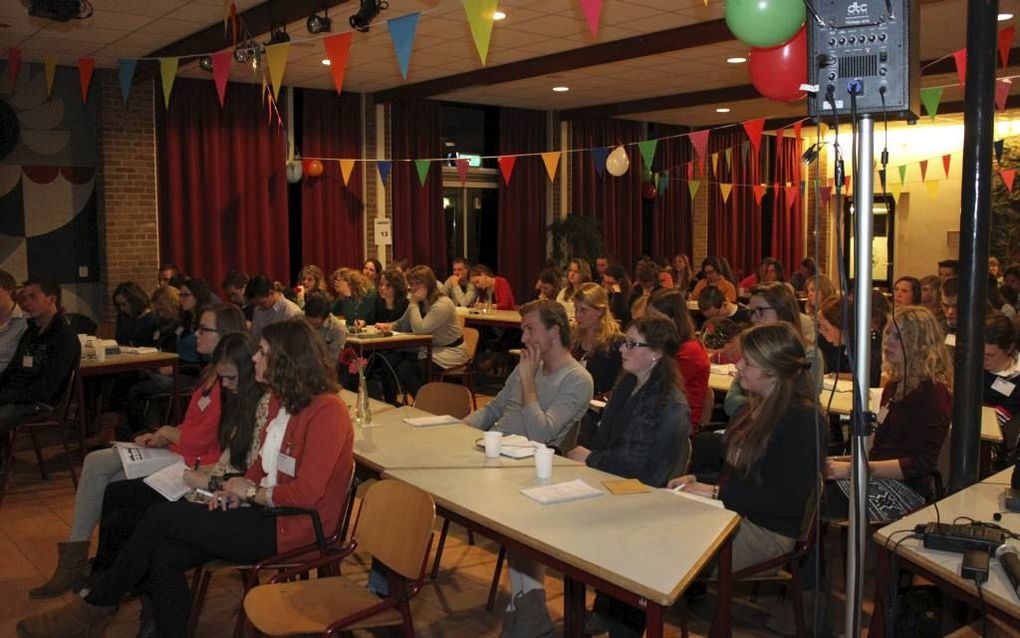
[650,123,693,261]
[157,78,289,292]
[301,89,364,272]
[707,129,762,281]
[770,133,804,272]
[570,118,644,270]
[498,107,548,303]
[390,100,446,275]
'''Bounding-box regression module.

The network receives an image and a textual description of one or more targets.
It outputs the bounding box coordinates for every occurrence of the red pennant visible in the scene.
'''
[686,162,694,180]
[697,157,706,176]
[996,79,1011,111]
[919,159,928,182]
[844,175,852,194]
[455,159,469,186]
[323,33,353,95]
[78,57,95,103]
[1000,26,1015,68]
[7,48,21,87]
[211,50,231,106]
[743,118,765,152]
[942,153,952,178]
[793,121,802,139]
[752,184,766,206]
[498,156,517,185]
[819,185,832,205]
[952,49,967,86]
[1003,168,1016,192]
[785,184,799,210]
[688,129,710,160]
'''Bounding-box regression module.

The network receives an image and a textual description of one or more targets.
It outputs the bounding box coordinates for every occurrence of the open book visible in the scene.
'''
[521,479,604,505]
[113,442,181,480]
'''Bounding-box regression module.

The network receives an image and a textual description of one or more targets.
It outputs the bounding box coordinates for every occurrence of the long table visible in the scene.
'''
[457,307,522,329]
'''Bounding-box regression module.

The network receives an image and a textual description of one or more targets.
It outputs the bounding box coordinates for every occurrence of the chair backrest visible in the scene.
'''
[556,419,582,454]
[355,479,436,580]
[65,313,98,336]
[797,477,823,544]
[670,436,692,480]
[461,327,480,361]
[414,382,473,419]
[699,386,715,428]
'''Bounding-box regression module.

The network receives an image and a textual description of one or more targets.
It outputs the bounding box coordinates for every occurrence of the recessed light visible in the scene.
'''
[445,141,456,147]
[716,107,731,113]
[552,86,570,92]
[493,11,506,20]
[321,58,331,65]
[726,57,747,64]
[999,12,1014,20]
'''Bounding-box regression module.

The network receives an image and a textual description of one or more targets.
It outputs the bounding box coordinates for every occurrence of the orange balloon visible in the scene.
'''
[307,159,324,177]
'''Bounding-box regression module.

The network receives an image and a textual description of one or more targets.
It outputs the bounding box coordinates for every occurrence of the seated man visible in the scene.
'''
[246,274,302,339]
[983,313,1020,427]
[221,270,253,322]
[0,281,80,433]
[941,276,959,336]
[469,264,516,310]
[442,257,477,308]
[303,290,347,366]
[937,259,959,282]
[0,268,27,374]
[157,262,182,288]
[697,285,750,326]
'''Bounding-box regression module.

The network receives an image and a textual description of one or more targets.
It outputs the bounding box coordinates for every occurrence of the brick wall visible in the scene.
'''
[96,71,160,321]
[691,184,709,264]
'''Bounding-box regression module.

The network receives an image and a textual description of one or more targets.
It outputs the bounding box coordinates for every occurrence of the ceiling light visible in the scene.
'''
[552,86,570,92]
[999,12,1014,20]
[445,141,456,147]
[266,26,290,45]
[493,11,506,20]
[726,57,747,64]
[321,58,331,65]
[716,107,731,113]
[350,0,388,33]
[307,12,332,34]
[198,55,213,72]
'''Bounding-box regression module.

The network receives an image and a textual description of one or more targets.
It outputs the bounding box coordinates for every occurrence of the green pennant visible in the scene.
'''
[724,148,732,168]
[414,159,431,186]
[741,141,750,161]
[688,179,700,200]
[897,164,907,184]
[637,140,658,170]
[920,87,944,120]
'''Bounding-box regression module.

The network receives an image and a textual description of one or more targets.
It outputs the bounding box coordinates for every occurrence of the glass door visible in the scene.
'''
[443,168,499,268]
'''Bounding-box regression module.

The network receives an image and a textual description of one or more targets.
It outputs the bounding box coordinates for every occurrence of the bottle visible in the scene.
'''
[484,289,492,314]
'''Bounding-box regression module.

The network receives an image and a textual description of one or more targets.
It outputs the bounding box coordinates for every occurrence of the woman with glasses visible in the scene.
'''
[691,256,737,304]
[28,304,247,599]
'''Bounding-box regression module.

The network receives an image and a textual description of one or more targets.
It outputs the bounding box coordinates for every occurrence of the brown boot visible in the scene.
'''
[16,595,114,638]
[30,541,92,599]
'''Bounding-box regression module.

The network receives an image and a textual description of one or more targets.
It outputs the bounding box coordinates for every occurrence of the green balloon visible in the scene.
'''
[725,0,806,48]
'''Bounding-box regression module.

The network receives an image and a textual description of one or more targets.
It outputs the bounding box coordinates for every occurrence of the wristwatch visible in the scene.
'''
[245,484,259,504]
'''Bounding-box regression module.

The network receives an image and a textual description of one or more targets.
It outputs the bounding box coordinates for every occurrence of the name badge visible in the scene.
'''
[277,453,297,477]
[992,376,1016,396]
[197,395,211,411]
[22,355,33,368]
[877,406,889,425]
[175,326,184,336]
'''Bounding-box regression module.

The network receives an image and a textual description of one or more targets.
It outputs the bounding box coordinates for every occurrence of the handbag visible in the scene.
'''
[835,476,926,524]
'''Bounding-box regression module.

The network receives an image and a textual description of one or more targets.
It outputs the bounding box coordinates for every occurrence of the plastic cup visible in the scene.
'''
[94,345,106,362]
[483,431,503,458]
[534,446,554,479]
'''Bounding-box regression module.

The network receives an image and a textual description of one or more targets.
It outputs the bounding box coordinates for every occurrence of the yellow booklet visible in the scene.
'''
[601,479,650,495]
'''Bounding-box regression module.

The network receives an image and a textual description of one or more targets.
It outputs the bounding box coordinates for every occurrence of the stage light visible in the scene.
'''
[307,12,332,34]
[266,26,290,45]
[199,55,213,72]
[350,0,388,33]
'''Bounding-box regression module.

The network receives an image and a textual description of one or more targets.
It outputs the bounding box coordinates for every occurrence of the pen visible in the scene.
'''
[196,488,215,499]
[192,457,200,471]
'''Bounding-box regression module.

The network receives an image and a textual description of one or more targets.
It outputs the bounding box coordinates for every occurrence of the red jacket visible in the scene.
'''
[169,382,223,466]
[245,393,354,553]
[489,276,516,310]
[676,339,710,432]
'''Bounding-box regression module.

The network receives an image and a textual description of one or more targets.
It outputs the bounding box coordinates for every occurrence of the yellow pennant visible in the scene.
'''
[159,57,178,108]
[463,0,499,65]
[265,42,290,98]
[541,151,560,182]
[710,153,718,176]
[925,180,940,200]
[888,182,902,204]
[44,55,57,97]
[720,183,733,203]
[340,159,356,186]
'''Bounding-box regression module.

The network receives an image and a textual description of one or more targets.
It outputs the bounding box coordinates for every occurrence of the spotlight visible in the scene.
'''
[349,0,388,33]
[307,11,332,34]
[266,26,290,45]
[233,47,250,64]
[198,55,213,72]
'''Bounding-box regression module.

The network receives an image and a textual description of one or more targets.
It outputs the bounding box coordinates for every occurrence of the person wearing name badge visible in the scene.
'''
[17,319,354,638]
[983,313,1020,431]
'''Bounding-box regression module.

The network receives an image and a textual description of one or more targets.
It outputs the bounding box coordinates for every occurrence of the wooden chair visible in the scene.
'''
[438,327,480,409]
[17,366,80,489]
[413,382,473,419]
[0,429,15,509]
[243,479,436,637]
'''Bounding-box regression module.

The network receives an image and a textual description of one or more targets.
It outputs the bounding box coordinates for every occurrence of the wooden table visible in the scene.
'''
[870,468,1020,636]
[458,307,523,329]
[338,388,396,419]
[346,332,434,382]
[388,465,740,638]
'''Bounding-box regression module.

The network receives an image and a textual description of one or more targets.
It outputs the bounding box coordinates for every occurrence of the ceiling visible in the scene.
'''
[0,0,1015,127]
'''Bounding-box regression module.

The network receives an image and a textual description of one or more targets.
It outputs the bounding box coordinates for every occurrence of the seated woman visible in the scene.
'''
[649,290,710,428]
[377,265,468,398]
[892,276,922,307]
[149,285,181,352]
[570,283,624,399]
[737,257,785,293]
[817,294,884,388]
[373,266,410,323]
[363,258,383,288]
[825,305,952,516]
[469,264,517,310]
[294,265,330,309]
[330,267,378,327]
[113,282,158,347]
[555,258,593,315]
[804,272,836,318]
[672,254,694,295]
[534,266,562,301]
[983,312,1020,426]
[603,263,632,327]
[27,304,247,599]
[18,319,354,638]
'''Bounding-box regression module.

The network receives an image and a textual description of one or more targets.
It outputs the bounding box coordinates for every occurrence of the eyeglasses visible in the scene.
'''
[196,325,223,334]
[622,339,651,350]
[749,306,775,316]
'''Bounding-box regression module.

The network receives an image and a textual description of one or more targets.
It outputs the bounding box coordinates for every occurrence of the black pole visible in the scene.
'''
[949,0,998,493]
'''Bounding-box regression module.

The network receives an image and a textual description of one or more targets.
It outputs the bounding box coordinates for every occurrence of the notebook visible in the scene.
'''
[521,479,604,504]
[669,486,725,509]
[113,442,181,479]
[143,460,191,501]
[403,414,462,427]
[602,478,650,495]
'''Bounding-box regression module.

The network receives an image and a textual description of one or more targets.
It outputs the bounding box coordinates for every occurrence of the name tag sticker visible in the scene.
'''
[277,453,297,477]
[877,406,889,424]
[992,377,1016,396]
[22,355,33,368]
[197,395,211,411]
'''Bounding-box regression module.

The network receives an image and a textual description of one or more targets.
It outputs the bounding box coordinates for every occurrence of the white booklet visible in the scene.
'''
[669,486,725,509]
[143,460,191,501]
[521,479,603,505]
[403,414,461,427]
[113,442,181,479]
[474,434,543,459]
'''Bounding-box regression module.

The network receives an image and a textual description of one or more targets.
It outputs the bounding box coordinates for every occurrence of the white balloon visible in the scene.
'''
[286,160,303,184]
[605,145,630,177]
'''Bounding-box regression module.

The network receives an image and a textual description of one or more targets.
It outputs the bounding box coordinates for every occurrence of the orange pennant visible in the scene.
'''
[340,160,356,186]
[498,156,517,185]
[942,154,952,178]
[720,183,733,203]
[1003,168,1016,192]
[541,152,560,182]
[752,184,766,206]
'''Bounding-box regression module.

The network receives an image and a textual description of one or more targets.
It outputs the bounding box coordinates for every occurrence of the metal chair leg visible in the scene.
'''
[430,518,451,580]
[486,545,506,611]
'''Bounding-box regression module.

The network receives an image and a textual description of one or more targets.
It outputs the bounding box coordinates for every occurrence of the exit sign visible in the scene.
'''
[458,153,482,167]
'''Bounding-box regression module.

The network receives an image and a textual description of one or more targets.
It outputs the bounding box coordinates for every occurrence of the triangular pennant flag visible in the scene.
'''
[785,184,799,210]
[323,33,353,94]
[686,162,694,180]
[578,0,602,38]
[952,49,967,87]
[265,43,290,98]
[996,79,1011,111]
[377,161,392,184]
[118,59,137,105]
[7,48,21,87]
[897,164,907,184]
[637,140,658,169]
[658,170,668,194]
[223,0,232,30]
[454,159,469,186]
[1003,168,1016,191]
[688,180,700,201]
[211,51,231,106]
[541,152,560,182]
[942,154,952,178]
[920,87,943,120]
[710,153,719,176]
[724,148,732,167]
[44,56,56,97]
[77,57,95,103]
[498,156,517,185]
[387,13,419,80]
[818,185,832,205]
[995,139,1006,163]
[689,129,710,160]
[889,182,902,204]
[414,159,432,186]
[1000,26,1015,68]
[752,184,766,206]
[720,183,733,203]
[878,168,887,192]
[159,57,178,109]
[919,159,928,182]
[793,121,802,139]
[844,175,852,194]
[925,180,940,200]
[743,118,765,152]
[697,156,706,177]
[591,147,609,178]
[741,140,750,161]
[463,0,499,65]
[340,159,356,186]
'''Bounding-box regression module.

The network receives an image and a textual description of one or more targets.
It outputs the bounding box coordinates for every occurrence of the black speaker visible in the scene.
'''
[807,0,919,120]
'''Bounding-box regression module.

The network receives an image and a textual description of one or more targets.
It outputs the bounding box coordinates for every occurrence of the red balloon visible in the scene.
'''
[641,181,658,201]
[748,26,807,103]
[307,159,324,177]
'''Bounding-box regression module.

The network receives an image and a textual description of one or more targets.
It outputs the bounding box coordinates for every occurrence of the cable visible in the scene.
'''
[975,576,989,638]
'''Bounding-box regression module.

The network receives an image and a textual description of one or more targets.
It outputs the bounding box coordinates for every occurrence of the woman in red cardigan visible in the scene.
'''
[18,319,354,638]
[648,289,710,428]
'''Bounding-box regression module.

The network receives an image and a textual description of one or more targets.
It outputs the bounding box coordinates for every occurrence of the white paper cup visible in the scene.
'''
[77,334,88,347]
[94,345,106,362]
[483,431,503,458]
[534,446,554,479]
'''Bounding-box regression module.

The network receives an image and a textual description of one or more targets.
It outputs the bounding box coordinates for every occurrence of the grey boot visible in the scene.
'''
[29,541,92,599]
[16,595,115,638]
[508,589,555,638]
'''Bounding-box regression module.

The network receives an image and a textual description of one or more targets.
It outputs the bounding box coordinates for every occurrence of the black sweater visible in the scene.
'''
[0,313,80,406]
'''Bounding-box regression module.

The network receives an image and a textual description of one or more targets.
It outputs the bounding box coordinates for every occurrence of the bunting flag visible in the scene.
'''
[463,0,499,65]
[844,175,852,194]
[793,121,802,139]
[7,48,21,87]
[952,49,967,87]
[752,184,766,206]
[878,168,886,192]
[340,159,356,186]
[724,147,732,168]
[920,87,943,120]
[1000,25,1015,68]
[590,147,609,177]
[498,155,516,185]
[785,184,799,210]
[720,183,733,203]
[323,33,354,94]
[454,158,469,186]
[710,153,718,176]
[637,140,658,169]
[118,59,137,105]
[541,151,560,182]
[159,57,178,109]
[743,118,765,152]
[44,55,56,97]
[996,79,1011,111]
[211,51,231,106]
[77,57,95,104]
[265,42,290,98]
[942,153,952,178]
[658,170,668,193]
[925,180,940,199]
[1003,168,1016,191]
[688,180,700,200]
[578,0,602,37]
[377,161,392,184]
[818,184,832,206]
[388,13,420,80]
[414,159,432,185]
[995,139,1005,163]
[919,159,928,182]
[686,162,694,180]
[689,129,710,161]
[888,182,902,204]
[897,164,907,184]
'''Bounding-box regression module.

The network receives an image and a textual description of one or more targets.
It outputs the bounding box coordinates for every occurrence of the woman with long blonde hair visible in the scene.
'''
[570,283,624,398]
[330,267,377,327]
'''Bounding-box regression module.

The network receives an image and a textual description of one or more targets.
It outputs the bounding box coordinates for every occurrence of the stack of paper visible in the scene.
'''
[113,442,181,479]
[670,486,725,509]
[521,479,604,504]
[497,434,540,459]
[822,378,854,393]
[121,346,159,354]
[143,460,191,501]
[403,414,462,427]
[710,363,737,376]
